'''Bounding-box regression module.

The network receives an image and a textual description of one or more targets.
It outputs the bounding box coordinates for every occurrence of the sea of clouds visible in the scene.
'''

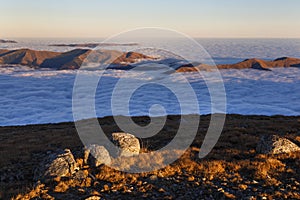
[0,66,300,126]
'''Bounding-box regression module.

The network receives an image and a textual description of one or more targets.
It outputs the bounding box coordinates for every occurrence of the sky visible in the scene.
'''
[1,0,300,38]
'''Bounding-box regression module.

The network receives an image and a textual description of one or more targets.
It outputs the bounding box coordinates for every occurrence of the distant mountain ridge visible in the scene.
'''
[0,48,152,70]
[0,48,300,71]
[176,57,300,72]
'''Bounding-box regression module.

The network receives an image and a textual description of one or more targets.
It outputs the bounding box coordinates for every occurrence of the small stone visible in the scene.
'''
[158,188,165,193]
[92,191,100,196]
[187,176,195,182]
[246,196,256,200]
[112,132,140,157]
[239,184,248,190]
[78,188,85,193]
[224,192,236,199]
[137,181,143,186]
[103,184,109,191]
[149,175,158,181]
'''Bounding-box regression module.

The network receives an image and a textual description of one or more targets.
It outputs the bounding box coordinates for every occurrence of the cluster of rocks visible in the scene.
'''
[34,132,141,181]
[32,133,300,195]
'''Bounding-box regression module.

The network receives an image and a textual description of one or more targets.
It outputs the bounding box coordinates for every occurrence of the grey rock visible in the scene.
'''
[112,132,140,157]
[84,144,111,167]
[34,149,78,181]
[256,135,300,154]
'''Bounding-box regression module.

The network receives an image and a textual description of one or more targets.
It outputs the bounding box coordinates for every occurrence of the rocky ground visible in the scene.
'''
[0,114,300,199]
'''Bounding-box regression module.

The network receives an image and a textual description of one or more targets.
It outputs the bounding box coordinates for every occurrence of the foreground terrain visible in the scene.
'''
[0,114,299,199]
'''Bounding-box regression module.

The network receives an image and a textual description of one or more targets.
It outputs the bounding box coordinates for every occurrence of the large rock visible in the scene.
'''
[84,144,111,167]
[112,132,140,157]
[34,149,78,181]
[256,135,300,154]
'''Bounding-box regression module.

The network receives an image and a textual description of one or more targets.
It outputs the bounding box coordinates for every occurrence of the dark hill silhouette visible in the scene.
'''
[0,39,17,43]
[49,43,138,48]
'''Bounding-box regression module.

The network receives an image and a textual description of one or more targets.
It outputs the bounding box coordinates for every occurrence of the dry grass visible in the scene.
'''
[12,148,300,200]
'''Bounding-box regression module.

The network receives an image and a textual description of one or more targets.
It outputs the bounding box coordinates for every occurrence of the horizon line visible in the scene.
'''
[3,36,300,39]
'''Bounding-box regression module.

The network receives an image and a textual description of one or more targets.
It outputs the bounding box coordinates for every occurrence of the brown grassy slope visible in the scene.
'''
[272,57,300,67]
[0,115,300,199]
[0,49,60,67]
[218,59,270,70]
[40,49,91,69]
